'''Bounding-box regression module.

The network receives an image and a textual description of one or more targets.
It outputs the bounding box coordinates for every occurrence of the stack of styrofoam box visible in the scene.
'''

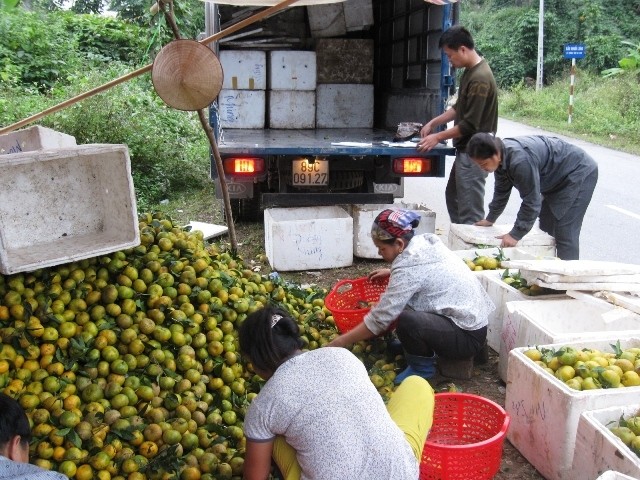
[596,471,638,480]
[218,51,267,128]
[315,38,374,128]
[0,125,76,154]
[448,223,556,258]
[498,298,640,381]
[307,0,373,38]
[264,206,353,271]
[348,203,435,259]
[505,338,640,480]
[482,270,567,352]
[0,143,139,275]
[268,51,316,129]
[572,404,640,479]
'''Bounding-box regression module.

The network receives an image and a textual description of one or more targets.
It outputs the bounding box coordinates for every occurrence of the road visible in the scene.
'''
[400,118,640,264]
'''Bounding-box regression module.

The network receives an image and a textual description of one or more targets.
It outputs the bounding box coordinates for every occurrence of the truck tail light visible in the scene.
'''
[393,157,433,175]
[223,157,265,176]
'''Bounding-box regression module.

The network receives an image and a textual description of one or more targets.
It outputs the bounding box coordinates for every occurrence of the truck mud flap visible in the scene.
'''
[262,193,393,208]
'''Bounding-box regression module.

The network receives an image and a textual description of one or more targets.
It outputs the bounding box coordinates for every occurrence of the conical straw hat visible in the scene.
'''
[152,39,224,111]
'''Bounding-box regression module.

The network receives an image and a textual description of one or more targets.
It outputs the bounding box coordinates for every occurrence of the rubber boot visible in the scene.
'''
[394,352,437,385]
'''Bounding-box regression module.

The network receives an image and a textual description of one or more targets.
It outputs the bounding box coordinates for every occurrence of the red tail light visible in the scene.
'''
[223,157,265,176]
[393,157,433,175]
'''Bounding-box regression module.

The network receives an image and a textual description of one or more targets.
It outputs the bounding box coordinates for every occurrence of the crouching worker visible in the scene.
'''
[327,208,494,383]
[0,393,69,480]
[239,306,434,480]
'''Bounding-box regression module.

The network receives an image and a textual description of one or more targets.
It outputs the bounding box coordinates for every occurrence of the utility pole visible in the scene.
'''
[536,0,544,90]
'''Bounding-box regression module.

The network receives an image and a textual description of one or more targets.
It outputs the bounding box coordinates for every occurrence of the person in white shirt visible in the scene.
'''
[0,393,68,480]
[239,307,434,480]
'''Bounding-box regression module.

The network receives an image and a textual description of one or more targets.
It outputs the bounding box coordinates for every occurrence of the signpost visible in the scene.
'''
[563,43,586,124]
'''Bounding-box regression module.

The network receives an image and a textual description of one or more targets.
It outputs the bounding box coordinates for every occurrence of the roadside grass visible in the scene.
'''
[499,71,640,155]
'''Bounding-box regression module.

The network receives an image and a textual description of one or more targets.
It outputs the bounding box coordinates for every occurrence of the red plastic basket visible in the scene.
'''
[324,277,388,333]
[420,393,510,480]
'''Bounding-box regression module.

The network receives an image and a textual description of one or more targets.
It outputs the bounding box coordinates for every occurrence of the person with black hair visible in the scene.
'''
[417,25,498,225]
[239,306,435,480]
[467,132,598,260]
[0,393,68,480]
[328,209,493,384]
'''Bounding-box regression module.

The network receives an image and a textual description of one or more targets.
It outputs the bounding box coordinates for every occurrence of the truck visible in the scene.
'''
[205,0,458,221]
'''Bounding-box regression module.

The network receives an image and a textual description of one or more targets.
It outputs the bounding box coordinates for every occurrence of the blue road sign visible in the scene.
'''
[564,43,586,59]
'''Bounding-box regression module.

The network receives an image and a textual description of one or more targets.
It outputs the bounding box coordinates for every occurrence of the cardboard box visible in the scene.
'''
[448,223,556,257]
[218,89,265,129]
[505,338,640,480]
[483,270,567,352]
[269,51,316,91]
[316,84,374,128]
[498,299,640,381]
[219,50,266,90]
[350,203,435,259]
[268,91,315,129]
[264,206,353,271]
[0,145,139,275]
[0,125,76,154]
[573,405,640,479]
[315,38,374,84]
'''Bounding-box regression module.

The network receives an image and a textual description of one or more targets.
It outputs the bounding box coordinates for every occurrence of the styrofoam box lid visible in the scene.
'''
[449,223,555,246]
[505,298,640,334]
[511,337,640,396]
[596,471,639,480]
[266,205,350,222]
[501,259,640,276]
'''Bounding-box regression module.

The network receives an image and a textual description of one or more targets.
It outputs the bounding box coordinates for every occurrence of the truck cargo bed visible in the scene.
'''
[218,128,455,157]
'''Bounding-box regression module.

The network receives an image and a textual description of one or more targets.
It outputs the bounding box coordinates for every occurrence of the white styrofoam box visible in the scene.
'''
[448,223,556,257]
[596,471,639,480]
[0,145,139,275]
[219,50,266,90]
[1,125,76,154]
[350,203,436,259]
[307,3,347,38]
[573,404,640,479]
[505,338,640,480]
[498,299,640,381]
[316,84,374,128]
[218,89,265,129]
[343,0,373,32]
[269,51,316,91]
[264,206,353,271]
[268,91,315,129]
[483,270,567,352]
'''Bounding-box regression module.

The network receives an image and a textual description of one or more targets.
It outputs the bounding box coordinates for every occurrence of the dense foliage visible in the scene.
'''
[463,0,640,87]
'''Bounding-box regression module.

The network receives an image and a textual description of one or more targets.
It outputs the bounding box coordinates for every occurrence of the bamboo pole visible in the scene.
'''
[0,0,302,135]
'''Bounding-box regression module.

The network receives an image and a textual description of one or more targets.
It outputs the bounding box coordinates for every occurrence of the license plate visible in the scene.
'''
[291,159,329,186]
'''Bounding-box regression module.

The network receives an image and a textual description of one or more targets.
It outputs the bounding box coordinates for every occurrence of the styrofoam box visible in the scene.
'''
[448,223,556,257]
[596,471,638,480]
[0,145,139,275]
[349,203,435,259]
[505,338,640,480]
[219,50,266,90]
[1,125,76,154]
[268,91,315,129]
[307,3,347,38]
[498,299,640,381]
[573,404,640,479]
[218,90,265,129]
[482,270,567,352]
[269,51,316,91]
[316,84,374,128]
[264,206,353,271]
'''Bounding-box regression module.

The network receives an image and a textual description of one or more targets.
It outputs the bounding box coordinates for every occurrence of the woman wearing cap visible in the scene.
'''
[240,306,434,480]
[467,133,598,260]
[328,208,494,383]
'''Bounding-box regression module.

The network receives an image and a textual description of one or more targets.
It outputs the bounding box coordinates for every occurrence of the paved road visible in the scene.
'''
[401,118,640,264]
